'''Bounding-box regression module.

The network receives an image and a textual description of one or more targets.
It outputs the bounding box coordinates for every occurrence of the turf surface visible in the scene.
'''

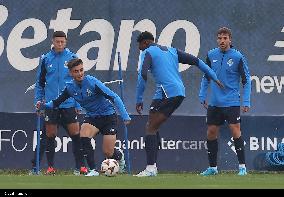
[0,170,283,189]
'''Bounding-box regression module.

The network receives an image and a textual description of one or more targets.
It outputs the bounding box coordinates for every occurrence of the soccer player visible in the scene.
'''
[134,31,223,177]
[33,31,87,175]
[43,58,131,177]
[199,27,251,176]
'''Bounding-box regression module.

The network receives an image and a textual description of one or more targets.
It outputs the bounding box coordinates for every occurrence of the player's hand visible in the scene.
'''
[35,101,42,111]
[124,120,131,125]
[35,101,44,115]
[201,100,208,109]
[136,103,143,115]
[215,80,224,89]
[241,106,250,113]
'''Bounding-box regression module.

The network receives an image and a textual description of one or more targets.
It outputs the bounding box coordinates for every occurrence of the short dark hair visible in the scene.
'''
[136,31,154,43]
[217,27,232,38]
[67,58,83,70]
[53,31,67,39]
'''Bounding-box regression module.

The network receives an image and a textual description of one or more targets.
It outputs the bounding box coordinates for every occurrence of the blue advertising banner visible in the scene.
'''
[0,112,283,172]
[0,0,283,115]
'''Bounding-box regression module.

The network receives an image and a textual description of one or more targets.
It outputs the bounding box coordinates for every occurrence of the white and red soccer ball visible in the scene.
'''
[101,159,119,177]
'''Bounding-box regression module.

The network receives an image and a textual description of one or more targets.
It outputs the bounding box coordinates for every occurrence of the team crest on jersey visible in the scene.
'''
[86,89,92,96]
[64,61,68,68]
[227,58,234,66]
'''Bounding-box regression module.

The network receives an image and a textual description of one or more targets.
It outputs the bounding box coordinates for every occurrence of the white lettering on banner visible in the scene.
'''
[62,137,72,153]
[49,8,81,36]
[7,19,47,71]
[0,6,200,72]
[115,137,207,150]
[250,137,284,151]
[0,5,8,58]
[32,130,42,151]
[114,19,157,72]
[251,75,284,93]
[54,137,61,152]
[0,130,11,151]
[11,130,27,152]
[77,19,114,71]
[0,129,28,152]
[32,131,96,152]
[267,27,284,61]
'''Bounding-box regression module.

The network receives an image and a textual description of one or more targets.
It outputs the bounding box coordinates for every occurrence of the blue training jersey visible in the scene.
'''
[199,47,251,107]
[136,43,219,103]
[51,75,130,121]
[34,48,81,109]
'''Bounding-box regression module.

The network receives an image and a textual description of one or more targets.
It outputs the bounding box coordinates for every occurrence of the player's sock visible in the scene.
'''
[234,136,246,164]
[71,134,84,169]
[110,148,122,160]
[46,136,55,167]
[156,132,161,162]
[207,139,218,167]
[145,134,158,165]
[81,137,96,170]
[239,164,246,168]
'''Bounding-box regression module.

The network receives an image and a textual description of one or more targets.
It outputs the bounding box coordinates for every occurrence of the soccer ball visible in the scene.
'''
[101,159,119,177]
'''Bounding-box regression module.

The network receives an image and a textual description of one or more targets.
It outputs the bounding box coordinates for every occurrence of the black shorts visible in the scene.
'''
[150,96,184,117]
[44,107,78,125]
[206,106,241,125]
[83,114,118,135]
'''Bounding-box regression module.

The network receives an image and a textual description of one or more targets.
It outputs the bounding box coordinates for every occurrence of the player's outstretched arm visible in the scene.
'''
[45,87,71,109]
[94,78,131,122]
[177,49,223,88]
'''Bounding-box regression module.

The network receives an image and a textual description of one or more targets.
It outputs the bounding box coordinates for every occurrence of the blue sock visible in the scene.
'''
[145,135,158,165]
[71,134,83,169]
[81,137,96,170]
[234,136,246,164]
[207,139,218,167]
[46,136,55,167]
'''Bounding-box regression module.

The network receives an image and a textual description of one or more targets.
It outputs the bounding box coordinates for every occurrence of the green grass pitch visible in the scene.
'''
[0,170,284,189]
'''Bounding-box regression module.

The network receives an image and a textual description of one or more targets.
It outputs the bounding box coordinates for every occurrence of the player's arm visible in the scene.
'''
[238,55,251,111]
[199,56,211,107]
[45,87,71,109]
[34,55,47,109]
[135,51,152,114]
[94,79,131,122]
[176,49,223,88]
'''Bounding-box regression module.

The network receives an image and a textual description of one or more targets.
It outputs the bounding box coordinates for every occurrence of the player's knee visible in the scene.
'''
[146,128,158,135]
[80,130,90,138]
[232,132,241,139]
[146,125,157,134]
[207,131,217,140]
